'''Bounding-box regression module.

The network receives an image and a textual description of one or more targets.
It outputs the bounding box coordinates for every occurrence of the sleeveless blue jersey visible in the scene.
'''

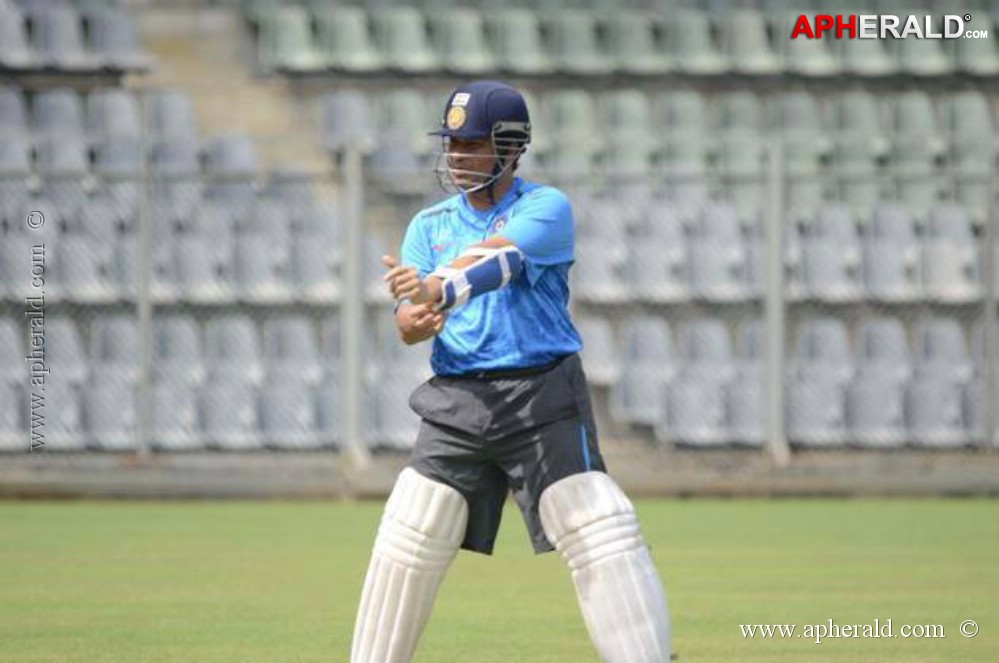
[399,177,582,376]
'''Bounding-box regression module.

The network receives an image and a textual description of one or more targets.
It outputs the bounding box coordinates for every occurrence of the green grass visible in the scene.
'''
[1,498,997,663]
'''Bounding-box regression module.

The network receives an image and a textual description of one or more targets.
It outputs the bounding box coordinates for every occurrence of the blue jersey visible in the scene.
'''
[400,177,582,376]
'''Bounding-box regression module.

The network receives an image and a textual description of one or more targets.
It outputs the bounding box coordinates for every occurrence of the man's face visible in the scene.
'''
[445,137,498,189]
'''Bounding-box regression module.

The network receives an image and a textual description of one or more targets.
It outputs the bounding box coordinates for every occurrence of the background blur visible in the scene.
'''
[1,0,998,497]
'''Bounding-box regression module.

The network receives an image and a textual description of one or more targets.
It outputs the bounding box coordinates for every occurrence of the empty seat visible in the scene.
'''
[0,381,22,451]
[688,203,749,301]
[954,20,999,74]
[720,9,780,74]
[38,377,85,450]
[90,315,140,379]
[263,315,322,384]
[663,369,729,445]
[790,317,854,384]
[486,9,554,75]
[891,92,945,205]
[548,11,613,75]
[289,230,340,303]
[837,28,897,75]
[88,7,152,71]
[204,315,264,383]
[799,205,863,301]
[203,133,258,177]
[612,316,676,427]
[429,9,494,74]
[314,6,384,73]
[32,6,99,71]
[728,362,764,446]
[575,316,619,387]
[0,86,29,136]
[847,368,907,447]
[52,232,114,303]
[83,373,137,450]
[258,373,320,448]
[319,89,375,152]
[315,369,341,446]
[572,240,628,303]
[922,204,980,302]
[605,11,671,74]
[671,10,727,74]
[0,7,34,70]
[151,380,202,450]
[894,24,952,76]
[32,88,85,136]
[831,89,887,213]
[627,223,688,304]
[145,89,199,141]
[786,365,848,446]
[904,370,968,447]
[0,135,32,220]
[679,318,735,379]
[715,91,765,135]
[86,88,141,138]
[200,372,260,449]
[372,7,439,73]
[44,317,88,387]
[946,92,995,224]
[0,317,22,385]
[863,205,920,301]
[256,5,324,72]
[153,315,204,385]
[717,131,766,214]
[778,12,838,76]
[857,317,912,384]
[914,317,973,383]
[232,232,289,303]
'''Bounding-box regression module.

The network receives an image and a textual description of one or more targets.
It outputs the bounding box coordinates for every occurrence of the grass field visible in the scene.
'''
[1,498,997,663]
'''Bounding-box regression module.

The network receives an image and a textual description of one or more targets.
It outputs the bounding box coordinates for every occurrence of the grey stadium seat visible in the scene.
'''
[320,89,375,153]
[847,368,907,447]
[688,203,749,302]
[612,316,676,427]
[428,9,495,75]
[485,9,554,75]
[83,373,138,450]
[572,240,629,304]
[604,11,672,75]
[0,7,34,70]
[0,317,22,386]
[371,7,439,73]
[575,316,620,387]
[232,231,290,303]
[0,135,32,222]
[315,369,341,446]
[145,89,199,141]
[954,18,999,75]
[922,204,980,303]
[862,205,921,302]
[914,317,973,384]
[0,86,29,136]
[548,11,614,76]
[52,232,115,303]
[38,376,85,450]
[263,315,322,385]
[720,9,780,75]
[90,315,141,380]
[857,316,912,384]
[153,315,205,386]
[786,364,848,446]
[86,88,141,139]
[777,13,838,76]
[371,380,420,450]
[0,381,22,451]
[670,10,728,74]
[258,373,320,449]
[799,205,863,302]
[728,319,765,446]
[151,380,202,450]
[313,6,384,73]
[32,88,85,136]
[88,7,153,71]
[200,372,260,450]
[204,315,264,384]
[255,4,324,73]
[894,22,952,76]
[32,6,100,71]
[46,316,89,387]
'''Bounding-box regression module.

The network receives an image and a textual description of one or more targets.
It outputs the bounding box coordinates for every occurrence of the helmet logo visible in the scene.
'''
[446,106,466,130]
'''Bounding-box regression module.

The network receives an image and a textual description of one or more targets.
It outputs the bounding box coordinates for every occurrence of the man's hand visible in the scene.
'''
[396,302,447,345]
[382,255,442,305]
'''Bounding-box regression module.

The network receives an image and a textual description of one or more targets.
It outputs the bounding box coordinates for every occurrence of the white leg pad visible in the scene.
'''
[351,468,468,663]
[540,472,671,663]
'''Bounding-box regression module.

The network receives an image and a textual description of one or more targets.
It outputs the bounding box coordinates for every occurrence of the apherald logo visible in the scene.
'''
[790,14,989,39]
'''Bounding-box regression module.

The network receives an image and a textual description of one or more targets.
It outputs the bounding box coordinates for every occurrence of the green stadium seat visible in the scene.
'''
[720,9,781,75]
[954,18,999,75]
[428,8,495,75]
[256,5,324,73]
[314,6,384,73]
[603,11,672,75]
[485,9,555,75]
[837,18,898,76]
[893,24,953,76]
[776,13,839,76]
[670,10,728,74]
[547,11,614,76]
[372,7,439,73]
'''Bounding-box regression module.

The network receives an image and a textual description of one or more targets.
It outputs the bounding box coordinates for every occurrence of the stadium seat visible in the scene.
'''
[485,9,554,75]
[36,137,89,218]
[727,319,765,446]
[891,91,945,208]
[32,88,85,137]
[946,92,995,224]
[0,86,29,136]
[717,131,766,216]
[31,6,100,71]
[656,91,711,202]
[371,7,439,73]
[798,205,863,302]
[963,380,987,445]
[52,232,114,303]
[0,135,32,223]
[847,368,907,447]
[914,317,974,384]
[670,10,728,74]
[151,380,202,450]
[862,205,921,302]
[837,28,897,75]
[664,369,730,445]
[313,6,384,73]
[258,372,321,448]
[93,136,142,219]
[39,376,85,450]
[41,317,88,388]
[170,232,231,303]
[232,231,289,303]
[604,11,672,75]
[548,11,613,76]
[688,203,750,301]
[371,379,420,449]
[145,89,199,141]
[830,90,887,214]
[203,133,259,178]
[678,318,736,381]
[319,89,376,153]
[289,232,340,303]
[921,204,981,303]
[776,13,838,76]
[428,8,495,74]
[894,25,953,76]
[200,372,260,450]
[256,5,324,73]
[0,380,22,451]
[83,373,138,450]
[0,7,34,70]
[786,365,848,446]
[720,9,780,75]
[715,91,765,135]
[263,315,322,385]
[87,7,153,72]
[87,88,141,139]
[572,239,629,303]
[153,315,205,386]
[204,315,264,384]
[90,314,140,381]
[612,316,677,427]
[954,19,999,74]
[858,316,912,383]
[315,368,341,446]
[575,316,619,387]
[790,317,854,385]
[627,208,688,303]
[0,317,22,386]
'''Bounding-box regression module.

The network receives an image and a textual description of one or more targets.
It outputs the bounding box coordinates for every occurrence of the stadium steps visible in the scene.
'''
[135,4,327,174]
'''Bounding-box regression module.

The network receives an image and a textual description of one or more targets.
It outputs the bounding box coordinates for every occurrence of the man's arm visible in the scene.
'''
[395,301,446,345]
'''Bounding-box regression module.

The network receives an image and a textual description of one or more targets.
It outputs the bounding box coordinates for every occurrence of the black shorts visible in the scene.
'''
[407,353,606,555]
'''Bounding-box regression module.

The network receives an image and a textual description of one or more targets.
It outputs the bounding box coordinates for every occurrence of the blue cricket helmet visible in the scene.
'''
[430,80,531,144]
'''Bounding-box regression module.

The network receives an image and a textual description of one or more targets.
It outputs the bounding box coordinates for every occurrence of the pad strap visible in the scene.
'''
[430,245,524,311]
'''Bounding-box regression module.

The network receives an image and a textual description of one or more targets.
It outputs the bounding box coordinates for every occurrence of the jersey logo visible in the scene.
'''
[490,215,507,233]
